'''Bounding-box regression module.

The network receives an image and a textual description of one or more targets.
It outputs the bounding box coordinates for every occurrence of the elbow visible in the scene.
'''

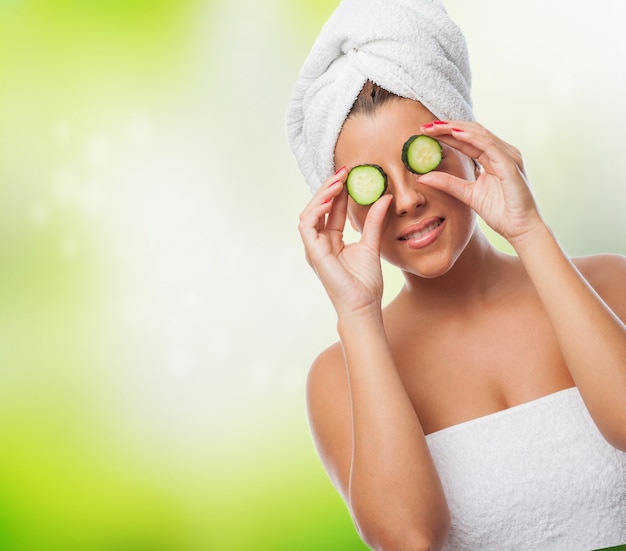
[354,511,451,551]
[360,527,450,551]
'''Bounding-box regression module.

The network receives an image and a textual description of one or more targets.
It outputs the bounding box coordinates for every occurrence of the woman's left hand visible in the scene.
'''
[417,121,543,246]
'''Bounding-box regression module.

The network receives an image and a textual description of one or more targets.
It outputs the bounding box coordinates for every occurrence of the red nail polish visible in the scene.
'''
[422,123,434,129]
[329,179,341,188]
[334,166,346,175]
[451,128,464,132]
[433,120,449,125]
[322,198,332,205]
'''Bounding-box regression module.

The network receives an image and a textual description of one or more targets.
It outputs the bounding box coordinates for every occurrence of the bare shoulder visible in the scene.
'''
[307,343,350,419]
[306,342,352,499]
[573,253,626,289]
[573,253,626,319]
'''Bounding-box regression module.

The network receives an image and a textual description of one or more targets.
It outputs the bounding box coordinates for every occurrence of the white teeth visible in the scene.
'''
[401,219,442,240]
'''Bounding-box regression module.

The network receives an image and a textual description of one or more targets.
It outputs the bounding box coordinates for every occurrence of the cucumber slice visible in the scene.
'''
[346,164,388,206]
[401,135,443,174]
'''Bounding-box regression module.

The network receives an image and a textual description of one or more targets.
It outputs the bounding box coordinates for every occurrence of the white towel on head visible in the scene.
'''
[286,0,474,195]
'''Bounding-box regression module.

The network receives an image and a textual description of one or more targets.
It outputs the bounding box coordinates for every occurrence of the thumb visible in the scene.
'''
[418,172,473,206]
[360,194,392,251]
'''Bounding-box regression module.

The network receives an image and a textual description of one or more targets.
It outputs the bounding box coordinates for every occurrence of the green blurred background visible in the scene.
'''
[1,1,624,549]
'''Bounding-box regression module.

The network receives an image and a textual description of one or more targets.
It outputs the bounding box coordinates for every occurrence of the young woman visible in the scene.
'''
[287,2,626,550]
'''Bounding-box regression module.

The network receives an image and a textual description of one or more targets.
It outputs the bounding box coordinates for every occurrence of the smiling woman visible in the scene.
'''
[288,0,626,549]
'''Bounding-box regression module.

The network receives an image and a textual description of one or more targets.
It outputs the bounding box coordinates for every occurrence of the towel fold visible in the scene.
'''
[286,0,474,194]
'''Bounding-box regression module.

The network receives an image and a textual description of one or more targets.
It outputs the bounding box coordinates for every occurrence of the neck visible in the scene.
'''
[399,229,514,310]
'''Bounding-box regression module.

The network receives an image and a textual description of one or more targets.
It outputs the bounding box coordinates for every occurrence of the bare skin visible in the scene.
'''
[298,98,626,551]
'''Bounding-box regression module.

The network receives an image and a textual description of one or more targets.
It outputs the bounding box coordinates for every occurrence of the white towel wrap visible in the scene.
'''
[426,387,626,550]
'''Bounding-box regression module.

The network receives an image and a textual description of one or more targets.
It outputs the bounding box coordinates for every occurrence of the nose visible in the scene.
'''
[389,170,426,216]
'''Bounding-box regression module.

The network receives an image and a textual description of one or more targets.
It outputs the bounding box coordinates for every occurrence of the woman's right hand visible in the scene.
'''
[298,167,393,318]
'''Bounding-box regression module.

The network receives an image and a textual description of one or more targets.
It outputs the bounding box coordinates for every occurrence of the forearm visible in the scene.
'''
[512,222,626,447]
[337,311,449,549]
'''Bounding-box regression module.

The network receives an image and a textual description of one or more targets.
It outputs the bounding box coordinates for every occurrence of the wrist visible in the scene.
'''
[507,217,553,256]
[337,306,385,337]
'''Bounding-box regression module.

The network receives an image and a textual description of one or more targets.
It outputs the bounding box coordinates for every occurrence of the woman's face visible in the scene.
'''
[334,98,478,279]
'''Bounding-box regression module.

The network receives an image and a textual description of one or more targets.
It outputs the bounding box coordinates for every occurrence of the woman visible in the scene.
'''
[287,1,626,550]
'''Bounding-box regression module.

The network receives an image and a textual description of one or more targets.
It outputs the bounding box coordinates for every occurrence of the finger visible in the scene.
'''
[326,184,348,232]
[359,194,393,251]
[449,127,516,175]
[422,123,489,171]
[307,170,348,230]
[299,198,334,243]
[299,186,344,235]
[299,168,345,216]
[422,122,520,175]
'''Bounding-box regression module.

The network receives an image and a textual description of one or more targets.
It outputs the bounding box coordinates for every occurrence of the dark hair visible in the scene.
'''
[348,80,402,117]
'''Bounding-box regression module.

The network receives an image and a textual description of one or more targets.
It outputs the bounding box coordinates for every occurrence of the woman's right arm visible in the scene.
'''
[298,171,450,551]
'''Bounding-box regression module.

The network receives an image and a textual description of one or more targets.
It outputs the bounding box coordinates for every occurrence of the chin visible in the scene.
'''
[413,263,456,279]
[389,254,459,280]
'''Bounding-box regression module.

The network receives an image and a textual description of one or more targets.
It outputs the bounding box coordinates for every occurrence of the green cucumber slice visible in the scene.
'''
[346,164,388,206]
[401,135,442,174]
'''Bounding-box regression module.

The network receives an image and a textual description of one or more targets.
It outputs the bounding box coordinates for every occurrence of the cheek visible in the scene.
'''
[444,150,476,181]
[460,155,477,181]
[347,204,370,232]
[456,205,478,250]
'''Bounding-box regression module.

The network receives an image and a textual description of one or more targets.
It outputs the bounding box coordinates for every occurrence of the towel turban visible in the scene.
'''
[286,0,474,194]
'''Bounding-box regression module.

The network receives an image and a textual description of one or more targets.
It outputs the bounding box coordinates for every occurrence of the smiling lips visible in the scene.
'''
[398,217,445,248]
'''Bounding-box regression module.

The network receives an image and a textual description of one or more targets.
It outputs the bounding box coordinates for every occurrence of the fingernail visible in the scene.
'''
[433,120,448,125]
[451,128,464,132]
[334,166,346,175]
[422,123,434,129]
[329,179,342,188]
[322,198,332,205]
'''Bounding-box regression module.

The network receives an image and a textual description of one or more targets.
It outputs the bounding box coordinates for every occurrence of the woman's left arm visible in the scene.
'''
[419,121,626,450]
[511,226,626,450]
